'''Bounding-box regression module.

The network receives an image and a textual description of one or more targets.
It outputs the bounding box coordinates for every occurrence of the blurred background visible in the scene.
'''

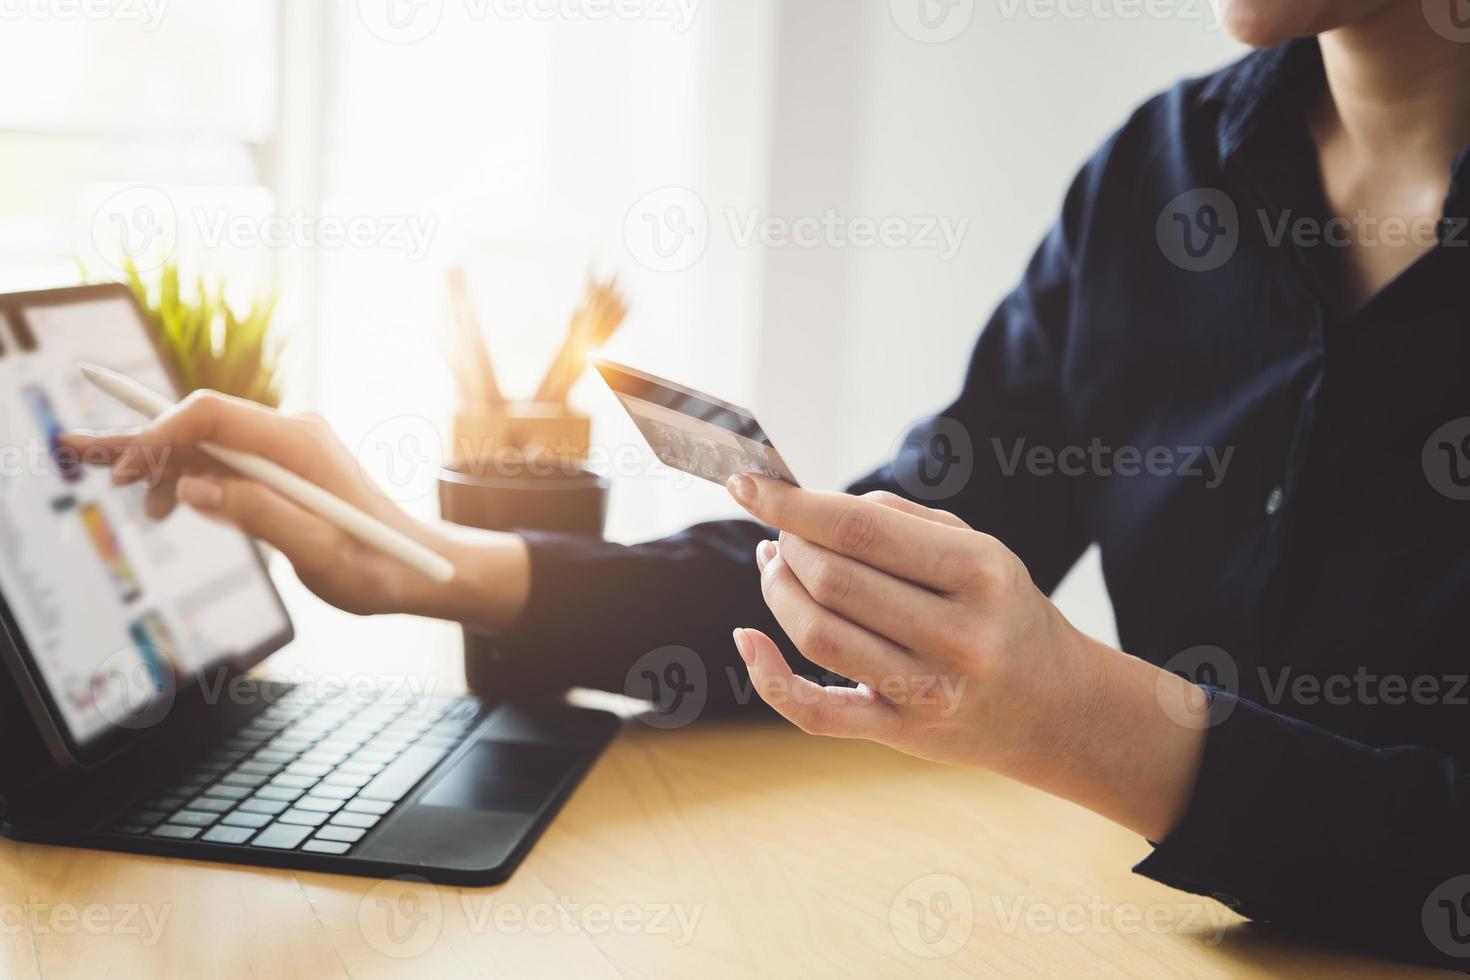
[0,0,1243,650]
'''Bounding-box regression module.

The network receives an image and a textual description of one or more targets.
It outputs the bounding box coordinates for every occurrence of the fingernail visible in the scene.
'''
[727,473,756,506]
[732,629,754,667]
[755,540,776,572]
[177,476,223,510]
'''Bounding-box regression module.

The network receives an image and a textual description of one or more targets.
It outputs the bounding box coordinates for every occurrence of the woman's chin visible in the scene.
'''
[1217,0,1386,47]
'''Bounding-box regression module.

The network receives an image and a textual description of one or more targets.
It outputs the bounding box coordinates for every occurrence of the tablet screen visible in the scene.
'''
[0,291,290,751]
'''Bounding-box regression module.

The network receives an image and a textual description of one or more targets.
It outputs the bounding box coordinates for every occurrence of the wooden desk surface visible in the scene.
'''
[0,585,1454,979]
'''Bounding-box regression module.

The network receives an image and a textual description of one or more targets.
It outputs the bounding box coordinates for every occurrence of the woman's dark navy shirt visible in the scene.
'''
[493,39,1470,967]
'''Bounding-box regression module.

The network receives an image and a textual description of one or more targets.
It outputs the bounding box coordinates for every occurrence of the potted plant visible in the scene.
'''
[123,259,283,407]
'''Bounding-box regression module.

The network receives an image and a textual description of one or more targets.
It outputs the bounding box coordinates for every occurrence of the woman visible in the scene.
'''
[66,0,1470,966]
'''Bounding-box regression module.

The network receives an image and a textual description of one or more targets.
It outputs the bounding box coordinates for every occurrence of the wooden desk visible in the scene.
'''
[0,583,1454,979]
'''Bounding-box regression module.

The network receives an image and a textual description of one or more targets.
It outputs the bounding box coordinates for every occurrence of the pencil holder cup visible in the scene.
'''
[452,403,591,467]
[439,406,607,697]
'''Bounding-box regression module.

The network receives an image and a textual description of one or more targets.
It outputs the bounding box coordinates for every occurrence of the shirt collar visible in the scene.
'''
[1201,38,1470,220]
[1199,39,1324,170]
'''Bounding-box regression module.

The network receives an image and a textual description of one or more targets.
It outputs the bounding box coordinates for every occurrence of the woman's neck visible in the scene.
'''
[1315,3,1470,173]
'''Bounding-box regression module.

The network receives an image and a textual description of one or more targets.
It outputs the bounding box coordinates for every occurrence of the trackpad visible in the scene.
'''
[419,740,583,814]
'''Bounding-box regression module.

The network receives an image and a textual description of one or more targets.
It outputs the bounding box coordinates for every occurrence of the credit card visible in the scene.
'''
[592,357,800,487]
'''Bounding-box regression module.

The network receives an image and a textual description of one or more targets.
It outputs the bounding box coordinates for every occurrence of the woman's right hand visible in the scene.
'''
[61,390,529,629]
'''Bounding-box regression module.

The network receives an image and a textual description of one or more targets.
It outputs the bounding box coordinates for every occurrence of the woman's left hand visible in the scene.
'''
[725,473,1207,840]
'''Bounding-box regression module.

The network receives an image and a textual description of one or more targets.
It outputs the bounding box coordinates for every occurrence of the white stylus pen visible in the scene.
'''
[77,362,456,584]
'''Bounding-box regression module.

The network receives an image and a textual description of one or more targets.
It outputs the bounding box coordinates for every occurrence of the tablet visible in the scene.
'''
[0,284,293,768]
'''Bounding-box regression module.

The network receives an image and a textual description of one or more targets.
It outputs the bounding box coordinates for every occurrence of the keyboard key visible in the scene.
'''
[271,773,320,789]
[313,825,366,843]
[203,784,252,801]
[238,797,290,816]
[236,760,284,776]
[147,796,188,812]
[277,809,329,827]
[188,797,234,814]
[358,745,450,803]
[251,749,296,765]
[295,795,345,813]
[126,809,169,827]
[299,750,349,766]
[337,760,384,776]
[151,825,202,840]
[329,811,381,830]
[322,771,372,788]
[344,798,394,815]
[202,825,256,845]
[287,762,334,777]
[167,810,220,828]
[221,811,273,829]
[165,781,208,797]
[307,783,357,800]
[365,738,411,754]
[302,839,353,855]
[221,772,268,789]
[112,824,151,835]
[250,823,313,850]
[268,738,313,755]
[254,786,305,803]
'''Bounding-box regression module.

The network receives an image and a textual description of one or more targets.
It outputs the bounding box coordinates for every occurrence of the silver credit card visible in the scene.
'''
[592,356,800,487]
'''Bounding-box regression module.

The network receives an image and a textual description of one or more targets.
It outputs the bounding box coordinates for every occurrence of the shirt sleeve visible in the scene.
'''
[480,158,1102,705]
[1134,687,1470,970]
